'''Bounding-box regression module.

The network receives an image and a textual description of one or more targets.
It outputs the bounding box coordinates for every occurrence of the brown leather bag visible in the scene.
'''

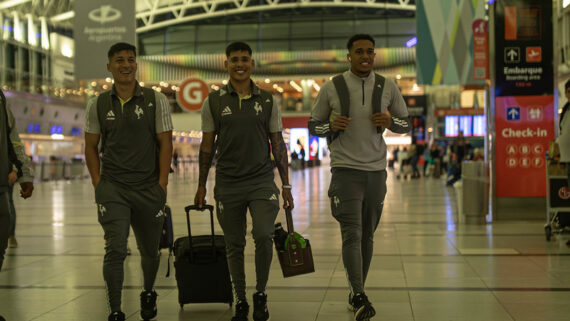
[276,209,315,278]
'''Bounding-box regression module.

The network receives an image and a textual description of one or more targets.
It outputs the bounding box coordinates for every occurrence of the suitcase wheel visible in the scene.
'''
[180,304,184,309]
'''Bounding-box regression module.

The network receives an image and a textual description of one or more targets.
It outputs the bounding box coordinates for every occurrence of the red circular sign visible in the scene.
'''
[176,78,210,112]
[559,187,570,200]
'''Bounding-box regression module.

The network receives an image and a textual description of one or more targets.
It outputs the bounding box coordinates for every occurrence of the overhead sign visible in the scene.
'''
[494,0,553,97]
[472,19,489,80]
[495,95,554,197]
[176,78,210,112]
[74,0,135,80]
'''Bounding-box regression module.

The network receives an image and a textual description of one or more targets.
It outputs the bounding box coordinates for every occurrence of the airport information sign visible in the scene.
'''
[494,0,553,97]
[493,0,554,198]
[495,96,554,197]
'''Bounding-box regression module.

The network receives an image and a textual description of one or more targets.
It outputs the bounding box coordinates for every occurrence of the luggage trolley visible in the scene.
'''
[544,154,570,241]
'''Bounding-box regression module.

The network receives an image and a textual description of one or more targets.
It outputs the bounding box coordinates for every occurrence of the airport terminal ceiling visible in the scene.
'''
[0,0,416,30]
[0,0,418,95]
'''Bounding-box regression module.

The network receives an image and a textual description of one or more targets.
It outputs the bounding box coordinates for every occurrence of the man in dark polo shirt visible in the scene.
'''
[194,41,294,321]
[84,43,173,321]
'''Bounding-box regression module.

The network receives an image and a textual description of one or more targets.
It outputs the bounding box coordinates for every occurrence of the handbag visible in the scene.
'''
[275,208,315,278]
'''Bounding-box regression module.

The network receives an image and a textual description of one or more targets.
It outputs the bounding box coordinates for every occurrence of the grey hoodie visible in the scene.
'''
[309,70,410,171]
[1,92,34,193]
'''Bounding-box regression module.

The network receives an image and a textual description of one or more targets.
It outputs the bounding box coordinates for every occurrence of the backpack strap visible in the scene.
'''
[332,75,350,118]
[372,74,386,133]
[1,90,23,179]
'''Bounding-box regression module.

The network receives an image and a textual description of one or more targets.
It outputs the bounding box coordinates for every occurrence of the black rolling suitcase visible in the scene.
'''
[173,204,233,308]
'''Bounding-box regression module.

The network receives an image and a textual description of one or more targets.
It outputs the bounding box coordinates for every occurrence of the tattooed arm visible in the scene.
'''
[194,131,216,209]
[270,132,294,210]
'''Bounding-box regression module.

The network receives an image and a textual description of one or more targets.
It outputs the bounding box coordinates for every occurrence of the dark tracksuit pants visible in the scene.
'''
[95,179,166,313]
[0,191,10,271]
[214,180,280,301]
[328,168,387,294]
[8,185,15,236]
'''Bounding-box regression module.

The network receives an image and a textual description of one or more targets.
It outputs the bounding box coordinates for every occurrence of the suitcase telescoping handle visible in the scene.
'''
[184,204,217,261]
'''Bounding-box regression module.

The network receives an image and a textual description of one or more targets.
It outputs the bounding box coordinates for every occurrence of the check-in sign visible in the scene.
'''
[495,95,554,197]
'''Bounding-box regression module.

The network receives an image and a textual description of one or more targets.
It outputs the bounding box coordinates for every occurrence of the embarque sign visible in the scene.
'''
[494,0,553,97]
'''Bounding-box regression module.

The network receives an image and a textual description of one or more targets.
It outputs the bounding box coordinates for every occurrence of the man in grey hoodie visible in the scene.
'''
[0,88,34,273]
[309,34,410,321]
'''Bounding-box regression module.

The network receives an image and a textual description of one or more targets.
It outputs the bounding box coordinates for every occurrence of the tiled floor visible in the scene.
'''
[1,165,570,321]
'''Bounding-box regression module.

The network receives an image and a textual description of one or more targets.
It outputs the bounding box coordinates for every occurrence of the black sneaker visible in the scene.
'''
[108,311,125,321]
[349,292,376,321]
[231,300,249,321]
[252,292,269,321]
[140,290,158,320]
[0,315,6,321]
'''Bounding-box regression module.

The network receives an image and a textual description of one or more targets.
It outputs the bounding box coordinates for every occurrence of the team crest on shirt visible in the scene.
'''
[135,105,144,119]
[254,101,262,115]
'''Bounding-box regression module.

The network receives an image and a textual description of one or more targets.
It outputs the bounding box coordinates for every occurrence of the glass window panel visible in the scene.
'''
[291,21,321,39]
[196,25,226,43]
[142,43,165,55]
[323,20,354,38]
[168,25,196,43]
[386,18,416,35]
[354,20,387,35]
[195,42,226,54]
[290,39,319,51]
[260,40,289,52]
[140,33,165,55]
[387,35,413,47]
[167,44,195,55]
[228,24,258,42]
[261,23,289,40]
[323,37,348,50]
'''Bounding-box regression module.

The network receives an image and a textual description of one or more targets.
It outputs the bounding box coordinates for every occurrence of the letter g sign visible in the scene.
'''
[176,78,210,112]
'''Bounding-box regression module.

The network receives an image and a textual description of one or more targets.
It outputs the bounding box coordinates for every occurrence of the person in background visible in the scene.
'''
[558,79,570,187]
[558,80,570,246]
[84,42,173,321]
[1,88,34,275]
[397,147,409,180]
[172,149,179,172]
[309,34,410,320]
[1,86,35,321]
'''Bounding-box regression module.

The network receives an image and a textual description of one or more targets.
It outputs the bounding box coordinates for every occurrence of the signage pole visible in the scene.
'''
[489,3,497,222]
